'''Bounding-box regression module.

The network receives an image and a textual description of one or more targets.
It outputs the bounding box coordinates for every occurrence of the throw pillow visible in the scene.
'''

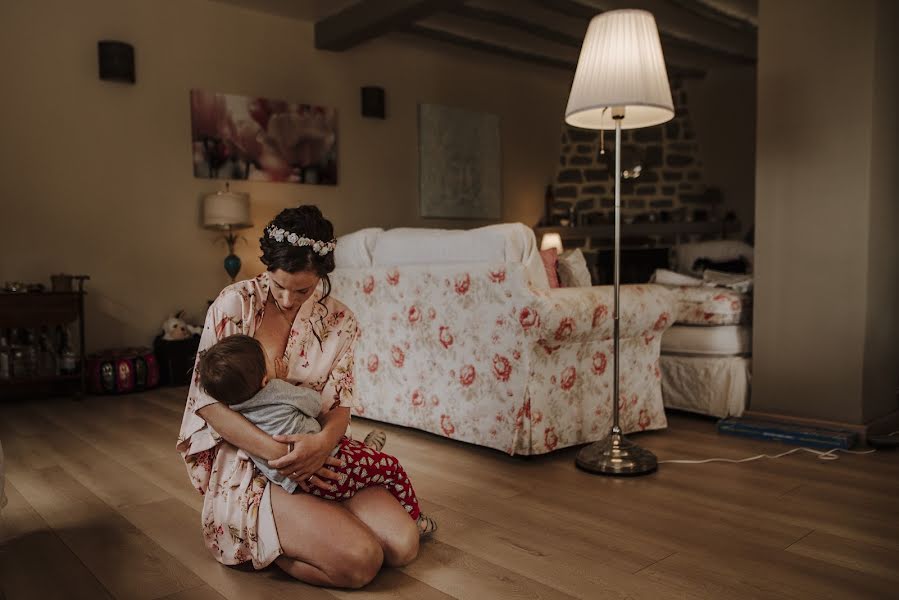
[702,269,754,294]
[557,248,592,287]
[651,268,702,287]
[539,248,560,288]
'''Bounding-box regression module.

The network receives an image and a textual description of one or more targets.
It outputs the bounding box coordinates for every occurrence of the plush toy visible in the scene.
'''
[161,311,203,341]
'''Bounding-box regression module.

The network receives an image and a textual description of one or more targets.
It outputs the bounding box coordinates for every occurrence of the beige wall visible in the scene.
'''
[753,0,898,424]
[0,0,570,351]
[686,66,756,238]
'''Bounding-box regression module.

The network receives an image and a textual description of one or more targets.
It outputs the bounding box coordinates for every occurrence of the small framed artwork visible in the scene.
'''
[190,89,337,185]
[418,104,501,219]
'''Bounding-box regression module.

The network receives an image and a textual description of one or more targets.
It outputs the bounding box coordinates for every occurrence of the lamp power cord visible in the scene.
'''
[658,431,897,465]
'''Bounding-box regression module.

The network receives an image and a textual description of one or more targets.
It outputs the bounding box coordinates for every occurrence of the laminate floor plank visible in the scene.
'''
[642,544,896,600]
[328,568,457,600]
[9,407,170,510]
[408,471,675,570]
[120,498,338,600]
[28,403,202,511]
[400,538,581,600]
[157,584,228,600]
[786,529,899,583]
[0,482,114,600]
[423,501,696,600]
[6,465,202,600]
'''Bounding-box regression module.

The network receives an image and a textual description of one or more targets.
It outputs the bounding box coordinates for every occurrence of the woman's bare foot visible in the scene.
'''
[416,513,437,537]
[363,429,387,452]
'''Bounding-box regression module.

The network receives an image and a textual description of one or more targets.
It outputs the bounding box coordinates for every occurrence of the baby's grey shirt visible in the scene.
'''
[230,379,330,493]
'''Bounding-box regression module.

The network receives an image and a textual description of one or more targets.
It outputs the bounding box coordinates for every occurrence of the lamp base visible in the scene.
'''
[575,429,658,476]
[224,254,241,282]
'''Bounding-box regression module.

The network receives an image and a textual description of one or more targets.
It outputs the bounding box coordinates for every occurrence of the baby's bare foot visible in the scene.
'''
[363,429,387,452]
[416,513,437,537]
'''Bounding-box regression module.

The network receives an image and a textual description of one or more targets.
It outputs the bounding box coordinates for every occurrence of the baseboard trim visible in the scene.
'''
[865,408,899,439]
[743,409,899,446]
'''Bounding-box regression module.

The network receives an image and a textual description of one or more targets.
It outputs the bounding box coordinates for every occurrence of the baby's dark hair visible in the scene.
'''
[260,205,335,348]
[197,335,267,405]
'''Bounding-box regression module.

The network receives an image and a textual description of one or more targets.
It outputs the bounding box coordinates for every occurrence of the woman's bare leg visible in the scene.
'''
[343,486,420,567]
[270,486,383,588]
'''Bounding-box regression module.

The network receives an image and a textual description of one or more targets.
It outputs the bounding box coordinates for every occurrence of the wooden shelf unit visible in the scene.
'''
[0,289,87,399]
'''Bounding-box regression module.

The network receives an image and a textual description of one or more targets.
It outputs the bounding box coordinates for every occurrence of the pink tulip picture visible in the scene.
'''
[190,89,337,185]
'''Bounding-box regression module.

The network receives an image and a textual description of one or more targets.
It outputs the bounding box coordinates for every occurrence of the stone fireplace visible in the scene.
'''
[551,77,720,226]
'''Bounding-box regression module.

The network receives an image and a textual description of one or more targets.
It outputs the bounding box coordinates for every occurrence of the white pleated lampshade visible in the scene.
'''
[565,9,674,130]
[202,189,252,230]
[540,233,564,253]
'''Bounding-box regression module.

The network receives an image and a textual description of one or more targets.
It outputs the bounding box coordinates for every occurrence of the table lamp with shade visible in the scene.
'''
[540,232,564,254]
[202,183,252,282]
[565,9,674,476]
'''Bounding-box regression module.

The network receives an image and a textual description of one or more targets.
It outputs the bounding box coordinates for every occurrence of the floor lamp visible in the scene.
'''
[566,9,674,476]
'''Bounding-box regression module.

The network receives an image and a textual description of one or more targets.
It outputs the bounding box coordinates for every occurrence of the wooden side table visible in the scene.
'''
[0,280,88,399]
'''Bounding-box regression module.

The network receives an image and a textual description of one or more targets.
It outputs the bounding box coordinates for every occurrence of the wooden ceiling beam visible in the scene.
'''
[532,0,755,61]
[574,0,756,58]
[315,0,463,51]
[403,22,704,78]
[668,0,757,32]
[694,0,758,27]
[404,24,576,70]
[443,3,748,72]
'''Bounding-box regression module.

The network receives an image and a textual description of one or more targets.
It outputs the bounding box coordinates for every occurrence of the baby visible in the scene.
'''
[196,334,436,535]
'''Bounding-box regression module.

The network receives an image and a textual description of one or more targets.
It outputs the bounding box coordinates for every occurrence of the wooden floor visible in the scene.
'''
[1,388,897,600]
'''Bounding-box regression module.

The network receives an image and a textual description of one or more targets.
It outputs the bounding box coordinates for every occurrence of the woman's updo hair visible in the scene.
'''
[260,206,336,348]
[259,205,335,277]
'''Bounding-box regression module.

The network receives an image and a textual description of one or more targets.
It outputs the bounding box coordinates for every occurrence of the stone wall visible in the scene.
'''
[552,78,719,227]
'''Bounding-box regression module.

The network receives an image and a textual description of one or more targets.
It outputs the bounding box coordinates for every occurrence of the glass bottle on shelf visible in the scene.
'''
[0,331,10,379]
[58,325,77,376]
[10,329,28,378]
[22,328,38,378]
[38,326,57,376]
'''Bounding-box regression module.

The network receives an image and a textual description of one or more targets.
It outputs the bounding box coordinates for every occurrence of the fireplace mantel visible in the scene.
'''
[534,220,739,243]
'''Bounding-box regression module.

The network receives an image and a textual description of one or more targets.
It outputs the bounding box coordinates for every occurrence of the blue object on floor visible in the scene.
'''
[716,417,857,449]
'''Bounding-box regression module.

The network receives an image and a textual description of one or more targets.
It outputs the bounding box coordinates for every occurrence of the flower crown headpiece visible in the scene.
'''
[265,225,336,256]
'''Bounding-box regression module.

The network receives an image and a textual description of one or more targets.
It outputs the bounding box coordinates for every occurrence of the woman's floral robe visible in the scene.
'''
[177,272,358,568]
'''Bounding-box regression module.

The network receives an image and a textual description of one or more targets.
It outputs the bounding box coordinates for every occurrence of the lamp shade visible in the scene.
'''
[540,233,564,253]
[202,190,251,230]
[565,9,674,130]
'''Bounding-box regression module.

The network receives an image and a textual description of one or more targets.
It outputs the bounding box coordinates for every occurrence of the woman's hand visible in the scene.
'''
[269,432,344,493]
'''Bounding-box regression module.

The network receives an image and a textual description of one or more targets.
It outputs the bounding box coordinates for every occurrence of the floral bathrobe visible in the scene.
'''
[177,272,358,568]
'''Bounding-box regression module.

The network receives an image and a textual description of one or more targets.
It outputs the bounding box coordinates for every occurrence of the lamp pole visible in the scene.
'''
[575,108,659,476]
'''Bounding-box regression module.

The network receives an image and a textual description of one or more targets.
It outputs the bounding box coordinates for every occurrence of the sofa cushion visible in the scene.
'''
[342,223,549,290]
[666,286,752,326]
[334,227,383,268]
[372,227,506,266]
[478,223,549,290]
[661,324,751,356]
[557,248,592,287]
[540,248,560,288]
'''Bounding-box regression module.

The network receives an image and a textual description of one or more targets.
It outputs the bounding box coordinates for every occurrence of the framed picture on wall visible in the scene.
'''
[190,89,338,185]
[418,104,501,219]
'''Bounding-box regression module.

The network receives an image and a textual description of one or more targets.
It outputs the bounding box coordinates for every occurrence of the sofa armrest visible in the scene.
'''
[526,284,677,345]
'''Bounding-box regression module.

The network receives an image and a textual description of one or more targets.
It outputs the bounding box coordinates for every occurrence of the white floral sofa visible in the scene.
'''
[330,223,677,455]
